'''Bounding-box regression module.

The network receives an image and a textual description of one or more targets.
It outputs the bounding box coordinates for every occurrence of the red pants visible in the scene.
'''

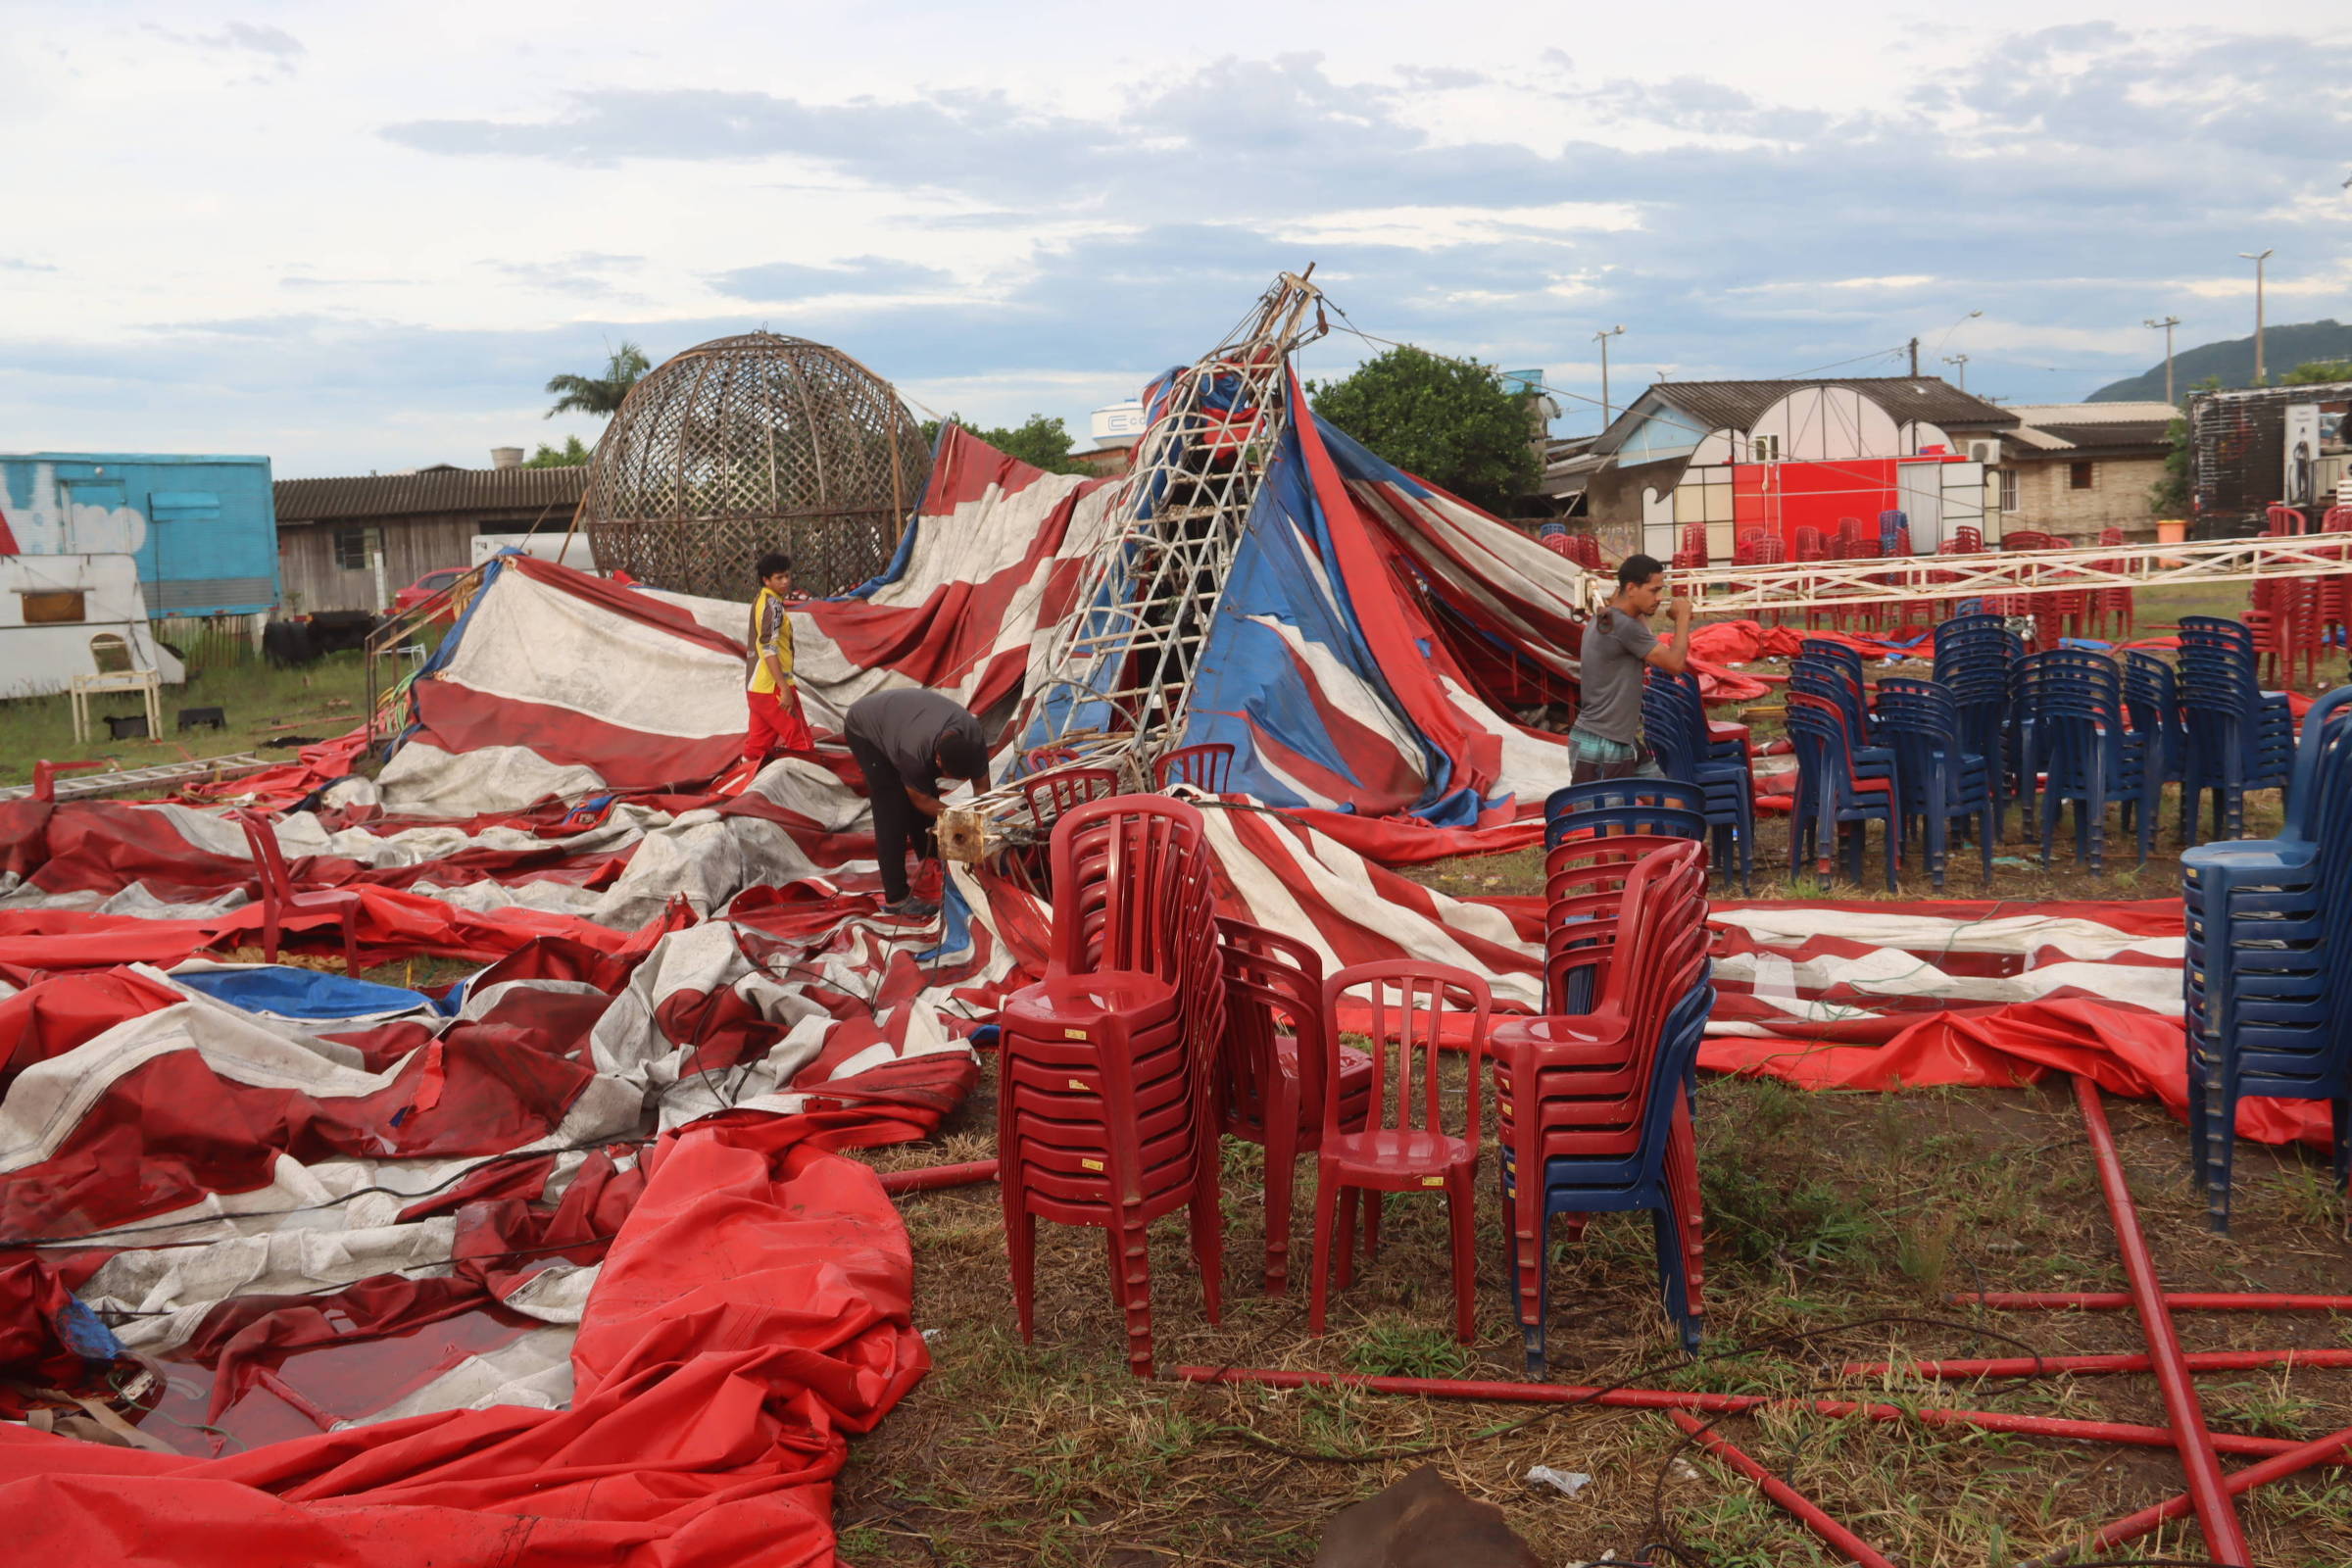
[744,687,813,760]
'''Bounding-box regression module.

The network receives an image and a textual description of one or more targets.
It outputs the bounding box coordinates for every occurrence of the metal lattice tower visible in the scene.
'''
[580,332,929,599]
[1003,273,1325,780]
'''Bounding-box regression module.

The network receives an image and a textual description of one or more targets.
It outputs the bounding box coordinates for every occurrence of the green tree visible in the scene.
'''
[544,341,651,419]
[522,434,592,467]
[917,413,1088,475]
[2281,358,2352,385]
[1305,346,1542,513]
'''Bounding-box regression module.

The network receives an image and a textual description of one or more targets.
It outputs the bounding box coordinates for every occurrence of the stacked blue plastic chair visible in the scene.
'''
[1875,677,1996,890]
[1788,687,1899,889]
[1543,778,1709,850]
[1933,613,2018,833]
[1496,832,1715,1369]
[2121,650,2186,832]
[2015,649,2160,873]
[1788,660,1894,783]
[2180,686,2352,1230]
[2178,615,2295,842]
[1641,673,1755,893]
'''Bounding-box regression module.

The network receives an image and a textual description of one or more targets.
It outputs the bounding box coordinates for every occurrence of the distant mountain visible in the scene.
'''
[2088,319,2352,403]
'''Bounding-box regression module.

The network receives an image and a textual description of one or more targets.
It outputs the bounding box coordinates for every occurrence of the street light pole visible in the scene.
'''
[2144,316,2181,404]
[2238,250,2274,384]
[1594,324,1626,425]
[1941,353,1970,391]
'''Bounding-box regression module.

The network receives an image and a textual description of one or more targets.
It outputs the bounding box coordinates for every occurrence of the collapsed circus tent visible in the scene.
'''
[0,274,2303,1564]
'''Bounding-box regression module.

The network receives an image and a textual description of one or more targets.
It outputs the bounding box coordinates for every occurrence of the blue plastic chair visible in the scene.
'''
[1788,691,1899,889]
[2180,685,2352,1229]
[1642,677,1755,892]
[2179,615,2295,842]
[2016,649,2160,873]
[1875,677,1996,890]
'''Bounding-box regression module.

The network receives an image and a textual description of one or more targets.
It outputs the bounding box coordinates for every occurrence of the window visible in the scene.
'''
[1998,469,2019,513]
[1750,434,1782,462]
[2069,461,2095,491]
[333,525,380,570]
[20,590,87,624]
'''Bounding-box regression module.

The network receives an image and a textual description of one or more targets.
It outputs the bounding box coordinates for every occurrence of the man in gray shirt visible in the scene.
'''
[843,688,991,920]
[1570,553,1692,785]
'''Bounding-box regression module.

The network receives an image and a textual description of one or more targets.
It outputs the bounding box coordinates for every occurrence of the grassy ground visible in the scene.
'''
[0,649,376,790]
[841,1071,2352,1567]
[830,580,2352,1565]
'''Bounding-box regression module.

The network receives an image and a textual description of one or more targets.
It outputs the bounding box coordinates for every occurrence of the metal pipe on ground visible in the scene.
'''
[878,1158,998,1195]
[1167,1366,2328,1461]
[2025,1420,2352,1567]
[1665,1409,1897,1568]
[1954,1290,2352,1312]
[1841,1348,2352,1380]
[2073,1075,2250,1564]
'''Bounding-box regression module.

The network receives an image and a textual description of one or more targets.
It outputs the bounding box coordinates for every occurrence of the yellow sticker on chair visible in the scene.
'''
[1422,1176,1445,1187]
[1063,1028,1088,1040]
[1081,1158,1103,1171]
[1068,1078,1088,1091]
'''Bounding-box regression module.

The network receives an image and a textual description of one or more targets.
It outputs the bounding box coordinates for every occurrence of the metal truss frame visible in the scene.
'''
[940,271,1326,859]
[1656,530,2352,614]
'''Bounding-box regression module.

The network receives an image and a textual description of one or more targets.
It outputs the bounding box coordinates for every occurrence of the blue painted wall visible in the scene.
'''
[0,452,278,615]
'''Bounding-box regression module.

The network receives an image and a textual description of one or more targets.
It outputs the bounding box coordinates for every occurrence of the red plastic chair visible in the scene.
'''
[1214,918,1375,1292]
[233,809,364,972]
[1153,743,1236,795]
[999,795,1225,1375]
[1020,766,1123,832]
[1309,960,1494,1344]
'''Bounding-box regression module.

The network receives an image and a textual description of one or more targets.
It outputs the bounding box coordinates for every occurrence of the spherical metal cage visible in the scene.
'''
[581,331,930,600]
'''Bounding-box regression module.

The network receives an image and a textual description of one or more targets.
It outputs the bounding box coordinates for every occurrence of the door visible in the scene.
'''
[1895,462,1944,554]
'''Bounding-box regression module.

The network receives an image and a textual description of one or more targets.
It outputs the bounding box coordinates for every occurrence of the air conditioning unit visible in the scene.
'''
[1968,440,1999,466]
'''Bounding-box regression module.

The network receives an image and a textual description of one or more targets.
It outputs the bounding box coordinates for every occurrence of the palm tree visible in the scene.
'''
[544,341,652,419]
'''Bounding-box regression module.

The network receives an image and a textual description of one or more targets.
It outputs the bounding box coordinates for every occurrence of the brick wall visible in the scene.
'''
[2002,456,2165,542]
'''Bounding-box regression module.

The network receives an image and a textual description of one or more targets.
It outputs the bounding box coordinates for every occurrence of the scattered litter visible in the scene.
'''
[1525,1465,1592,1497]
[920,1328,945,1342]
[1671,1458,1703,1481]
[1991,856,2034,868]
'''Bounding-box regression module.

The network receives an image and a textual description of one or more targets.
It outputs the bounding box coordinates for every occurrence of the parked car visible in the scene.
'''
[392,566,468,620]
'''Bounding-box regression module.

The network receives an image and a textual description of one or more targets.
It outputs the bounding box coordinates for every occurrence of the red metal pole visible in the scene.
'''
[878,1158,998,1194]
[2029,1420,2352,1566]
[1954,1289,2352,1311]
[1666,1409,1896,1568]
[1843,1347,2352,1380]
[1167,1366,2323,1461]
[2073,1075,2249,1564]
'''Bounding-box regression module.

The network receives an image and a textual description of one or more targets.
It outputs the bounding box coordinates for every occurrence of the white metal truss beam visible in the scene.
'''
[1661,531,2352,613]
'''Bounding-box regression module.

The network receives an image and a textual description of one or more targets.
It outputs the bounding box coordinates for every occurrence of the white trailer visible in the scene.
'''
[0,554,186,700]
[471,531,598,571]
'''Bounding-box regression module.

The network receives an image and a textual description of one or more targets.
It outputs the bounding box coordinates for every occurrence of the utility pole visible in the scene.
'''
[1941,353,1970,391]
[1908,337,1920,376]
[1593,324,1627,424]
[2239,249,2274,384]
[2144,316,2181,404]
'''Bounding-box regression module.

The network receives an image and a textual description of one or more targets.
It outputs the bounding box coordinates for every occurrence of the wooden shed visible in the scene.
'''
[273,465,587,612]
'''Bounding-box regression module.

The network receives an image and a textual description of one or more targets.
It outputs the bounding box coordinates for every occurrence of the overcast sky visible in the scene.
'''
[3,3,2347,477]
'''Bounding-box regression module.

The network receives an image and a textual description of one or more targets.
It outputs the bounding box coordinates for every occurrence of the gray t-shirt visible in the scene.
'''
[843,688,983,794]
[1576,607,1659,745]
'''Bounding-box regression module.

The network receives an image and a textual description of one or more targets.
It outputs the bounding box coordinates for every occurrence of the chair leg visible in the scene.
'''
[1308,1166,1340,1336]
[1361,1190,1383,1264]
[1335,1185,1359,1291]
[1190,1133,1223,1329]
[1446,1167,1478,1347]
[1006,1199,1038,1343]
[1262,1124,1297,1295]
[1110,1219,1155,1378]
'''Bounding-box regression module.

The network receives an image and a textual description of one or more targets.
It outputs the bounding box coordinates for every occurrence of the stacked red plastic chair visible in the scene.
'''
[2091,526,2135,641]
[2321,508,2352,662]
[1493,838,1713,1371]
[1672,519,1708,571]
[1308,961,1494,1344]
[1213,917,1376,1293]
[999,795,1225,1376]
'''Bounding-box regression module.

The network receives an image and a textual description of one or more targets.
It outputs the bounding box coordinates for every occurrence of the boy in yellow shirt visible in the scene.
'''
[745,552,813,761]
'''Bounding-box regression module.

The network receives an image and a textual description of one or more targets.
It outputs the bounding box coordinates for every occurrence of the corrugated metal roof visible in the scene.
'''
[274,466,587,523]
[2002,401,2178,424]
[1996,403,2175,458]
[1649,376,2019,436]
[2033,420,2173,453]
